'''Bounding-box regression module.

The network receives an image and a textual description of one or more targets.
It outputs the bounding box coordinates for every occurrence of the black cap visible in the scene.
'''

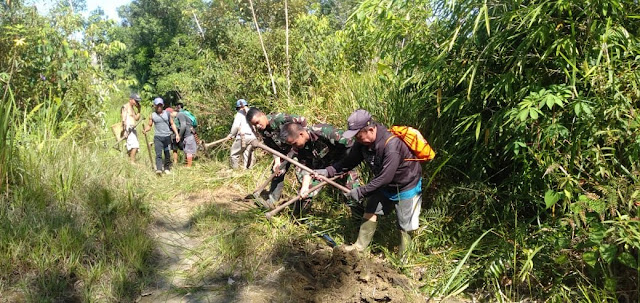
[342,109,372,138]
[130,93,141,102]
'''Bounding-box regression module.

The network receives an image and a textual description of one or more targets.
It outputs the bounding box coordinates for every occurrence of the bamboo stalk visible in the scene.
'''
[247,0,277,96]
[192,11,205,39]
[204,136,232,149]
[284,0,291,103]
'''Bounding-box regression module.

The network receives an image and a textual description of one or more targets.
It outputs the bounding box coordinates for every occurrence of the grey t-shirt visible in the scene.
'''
[176,112,193,138]
[152,111,172,137]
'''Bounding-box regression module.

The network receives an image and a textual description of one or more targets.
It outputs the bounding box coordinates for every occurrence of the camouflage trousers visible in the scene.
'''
[294,167,361,198]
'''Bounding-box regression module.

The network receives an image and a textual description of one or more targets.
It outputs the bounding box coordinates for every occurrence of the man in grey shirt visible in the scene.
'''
[144,97,180,174]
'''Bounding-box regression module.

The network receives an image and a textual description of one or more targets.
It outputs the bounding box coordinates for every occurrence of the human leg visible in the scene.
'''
[242,143,254,169]
[183,135,197,167]
[229,138,242,169]
[343,191,391,252]
[268,162,290,203]
[395,193,421,258]
[153,136,163,172]
[161,136,172,171]
[126,130,140,163]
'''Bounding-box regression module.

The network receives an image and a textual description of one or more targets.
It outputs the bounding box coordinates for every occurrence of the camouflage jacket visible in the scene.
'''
[295,124,353,169]
[259,113,306,153]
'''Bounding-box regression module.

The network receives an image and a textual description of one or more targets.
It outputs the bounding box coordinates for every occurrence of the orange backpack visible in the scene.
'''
[385,126,436,161]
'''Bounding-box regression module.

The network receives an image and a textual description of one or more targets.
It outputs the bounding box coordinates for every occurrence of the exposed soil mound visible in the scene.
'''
[276,242,419,302]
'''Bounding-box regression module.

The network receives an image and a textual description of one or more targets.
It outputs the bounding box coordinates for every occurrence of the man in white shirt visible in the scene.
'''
[227,99,257,169]
[121,93,141,163]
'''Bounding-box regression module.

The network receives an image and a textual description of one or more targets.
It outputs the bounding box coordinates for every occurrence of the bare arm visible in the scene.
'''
[300,174,312,198]
[144,115,153,133]
[133,105,141,121]
[170,116,181,142]
[121,106,127,127]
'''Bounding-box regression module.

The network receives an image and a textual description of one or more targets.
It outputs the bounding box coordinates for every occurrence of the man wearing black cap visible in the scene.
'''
[315,109,422,259]
[121,93,142,163]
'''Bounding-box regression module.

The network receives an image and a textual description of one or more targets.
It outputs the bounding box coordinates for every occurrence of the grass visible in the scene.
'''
[0,90,158,301]
[0,140,155,302]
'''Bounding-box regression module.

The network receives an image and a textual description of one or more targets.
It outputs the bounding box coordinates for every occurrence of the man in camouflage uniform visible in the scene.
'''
[246,107,306,208]
[280,122,361,216]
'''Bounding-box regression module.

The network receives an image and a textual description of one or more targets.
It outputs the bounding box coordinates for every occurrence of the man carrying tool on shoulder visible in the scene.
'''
[121,93,141,163]
[246,107,306,208]
[314,109,422,259]
[279,122,361,216]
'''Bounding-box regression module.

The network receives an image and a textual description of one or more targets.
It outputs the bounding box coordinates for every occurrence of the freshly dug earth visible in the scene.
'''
[271,241,419,302]
[140,185,422,302]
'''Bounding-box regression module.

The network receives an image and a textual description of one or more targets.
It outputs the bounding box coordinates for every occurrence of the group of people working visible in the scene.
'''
[121,95,425,258]
[239,105,424,258]
[120,94,198,174]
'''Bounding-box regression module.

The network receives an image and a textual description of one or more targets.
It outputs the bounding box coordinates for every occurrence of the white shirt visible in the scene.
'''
[229,110,256,139]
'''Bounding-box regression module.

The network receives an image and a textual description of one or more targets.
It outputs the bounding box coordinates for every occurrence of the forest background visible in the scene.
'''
[1,0,639,301]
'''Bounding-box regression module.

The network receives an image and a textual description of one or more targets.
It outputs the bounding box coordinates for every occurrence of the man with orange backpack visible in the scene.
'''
[314,109,434,260]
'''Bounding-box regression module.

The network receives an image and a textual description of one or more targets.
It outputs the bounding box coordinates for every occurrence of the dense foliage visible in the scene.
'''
[1,0,638,301]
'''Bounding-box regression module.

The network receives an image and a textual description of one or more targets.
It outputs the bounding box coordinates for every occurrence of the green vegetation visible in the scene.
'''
[2,0,639,301]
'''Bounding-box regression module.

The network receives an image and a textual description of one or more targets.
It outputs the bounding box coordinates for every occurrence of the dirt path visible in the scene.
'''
[136,184,431,302]
[137,190,230,302]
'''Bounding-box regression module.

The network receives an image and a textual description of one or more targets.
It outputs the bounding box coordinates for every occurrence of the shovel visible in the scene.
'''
[244,172,276,200]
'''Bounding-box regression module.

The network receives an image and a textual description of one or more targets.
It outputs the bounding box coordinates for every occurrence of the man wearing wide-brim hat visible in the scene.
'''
[315,109,423,260]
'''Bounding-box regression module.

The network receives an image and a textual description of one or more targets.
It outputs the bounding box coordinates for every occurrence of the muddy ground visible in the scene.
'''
[138,187,434,302]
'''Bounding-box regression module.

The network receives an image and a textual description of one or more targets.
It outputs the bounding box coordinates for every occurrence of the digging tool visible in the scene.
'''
[250,141,350,193]
[265,175,342,219]
[321,234,337,247]
[142,130,154,170]
[204,136,232,149]
[112,118,144,150]
[244,172,277,200]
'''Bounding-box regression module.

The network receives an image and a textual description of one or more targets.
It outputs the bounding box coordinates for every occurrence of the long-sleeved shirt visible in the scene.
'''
[257,113,305,153]
[326,123,421,198]
[229,110,256,139]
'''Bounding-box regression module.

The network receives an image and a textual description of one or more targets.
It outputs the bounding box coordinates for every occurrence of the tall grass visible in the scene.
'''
[0,84,14,194]
[0,88,155,301]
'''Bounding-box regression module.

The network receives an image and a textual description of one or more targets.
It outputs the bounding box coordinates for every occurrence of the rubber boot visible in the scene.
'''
[398,230,412,262]
[343,220,377,252]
